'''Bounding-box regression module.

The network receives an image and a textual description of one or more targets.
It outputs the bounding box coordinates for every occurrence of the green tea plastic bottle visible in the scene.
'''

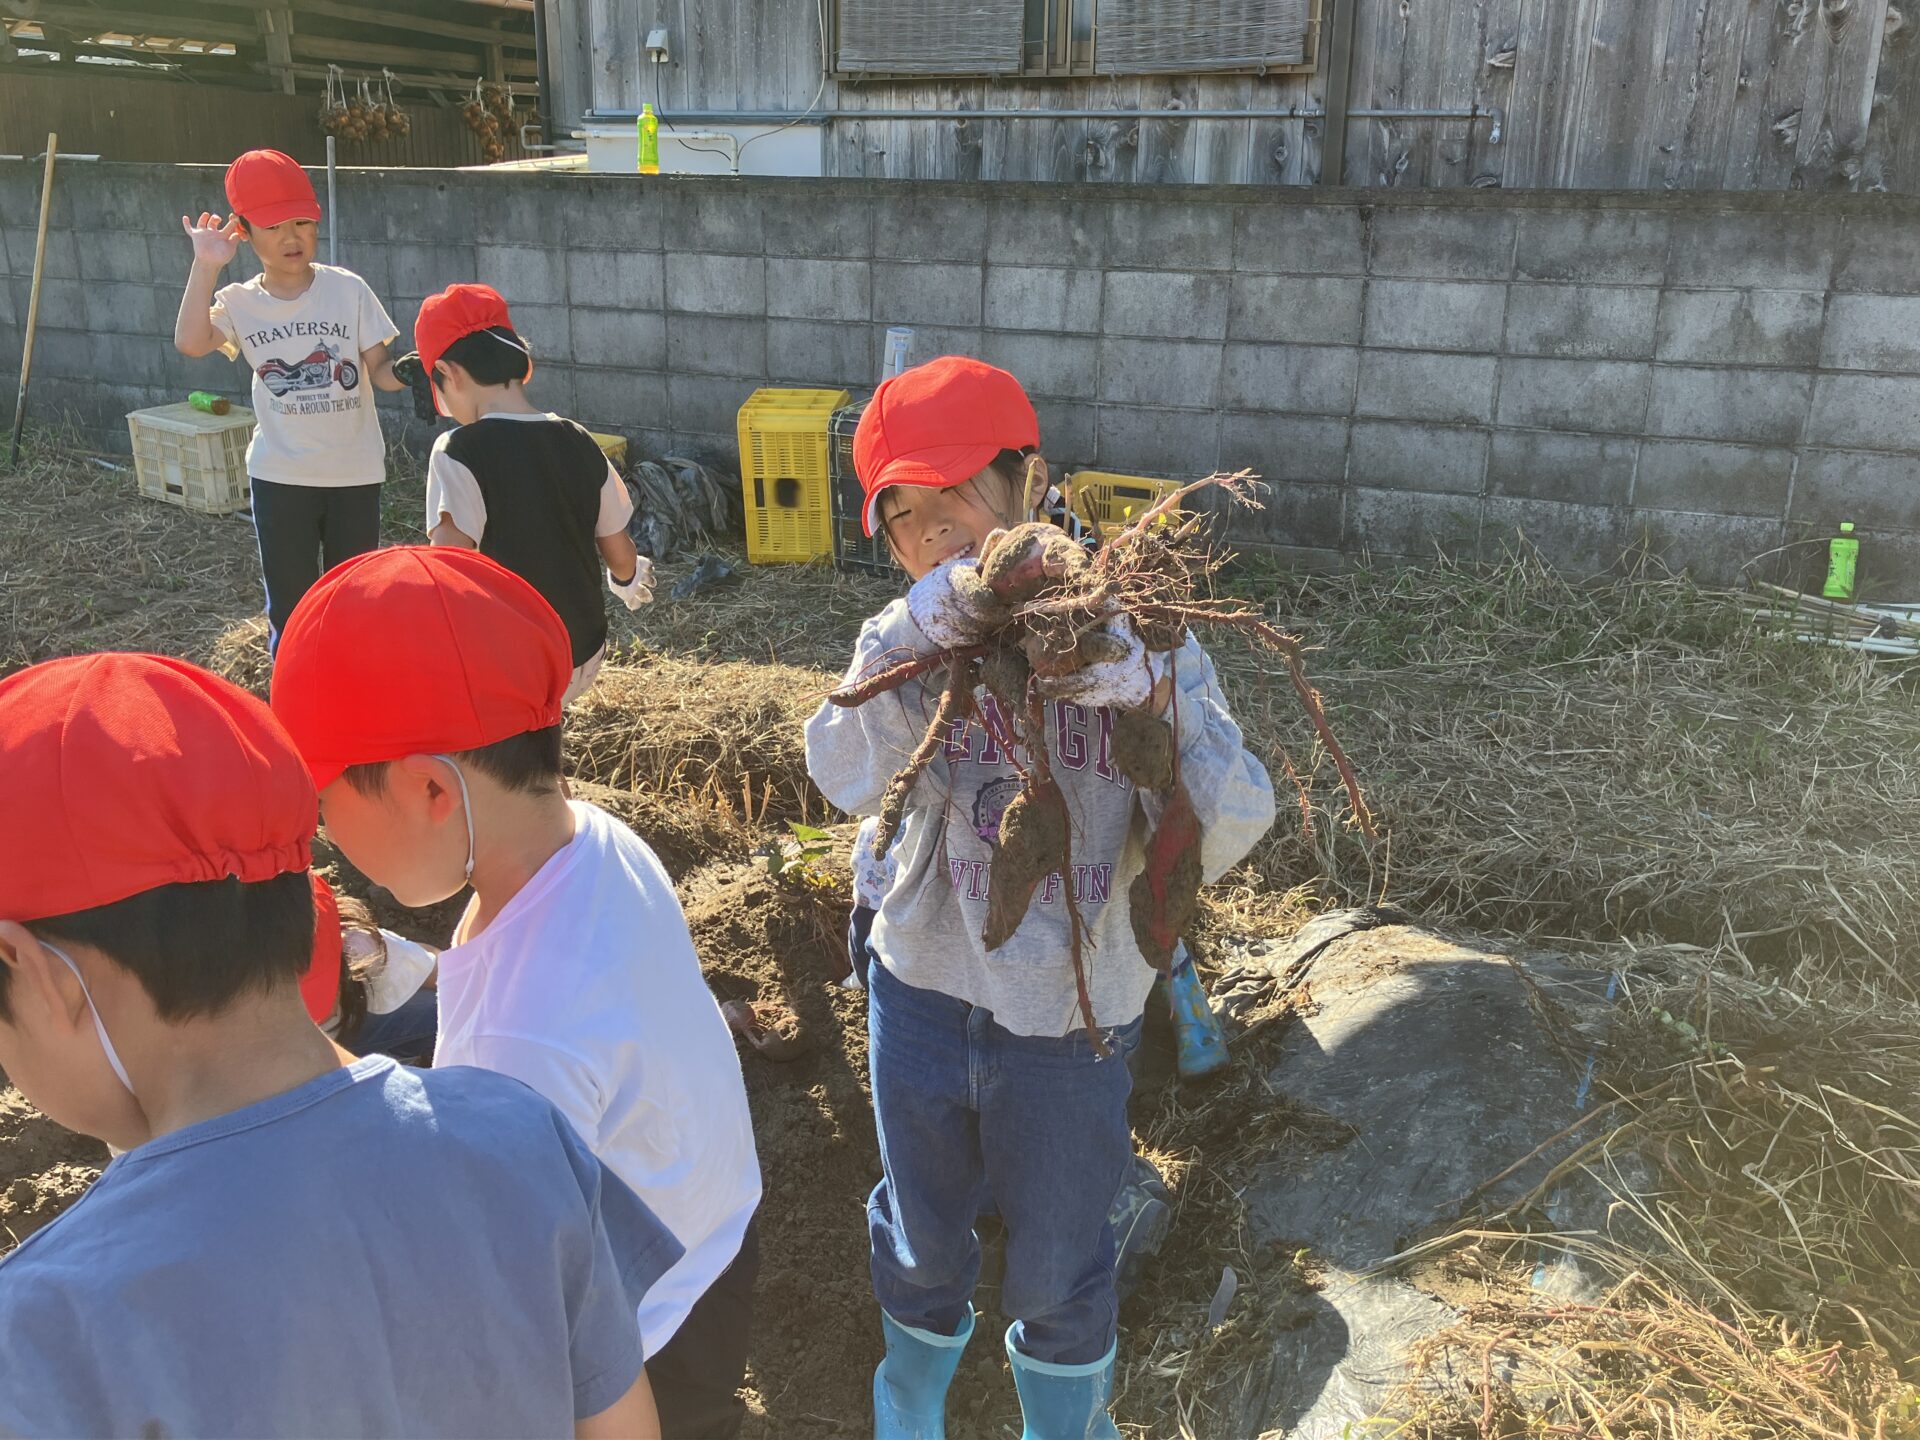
[637,104,660,174]
[1823,521,1859,601]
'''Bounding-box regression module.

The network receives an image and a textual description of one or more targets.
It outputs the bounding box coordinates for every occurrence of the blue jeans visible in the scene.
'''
[867,958,1139,1366]
[847,905,877,988]
[347,987,438,1065]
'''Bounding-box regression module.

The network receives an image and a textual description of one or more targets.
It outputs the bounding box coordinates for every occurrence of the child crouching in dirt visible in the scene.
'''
[804,357,1276,1437]
[270,546,763,1438]
[0,653,677,1436]
[415,283,653,705]
[302,874,439,1063]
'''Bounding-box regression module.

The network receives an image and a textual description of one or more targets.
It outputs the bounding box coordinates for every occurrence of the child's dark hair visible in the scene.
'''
[339,723,564,800]
[436,328,532,387]
[3,872,313,1024]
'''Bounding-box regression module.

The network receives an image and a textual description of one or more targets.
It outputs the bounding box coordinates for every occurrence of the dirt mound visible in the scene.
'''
[568,779,752,882]
[0,1087,107,1251]
[206,615,272,696]
[678,859,883,1434]
[570,655,832,826]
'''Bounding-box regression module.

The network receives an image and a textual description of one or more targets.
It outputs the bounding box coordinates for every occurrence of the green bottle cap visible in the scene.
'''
[1841,521,1855,534]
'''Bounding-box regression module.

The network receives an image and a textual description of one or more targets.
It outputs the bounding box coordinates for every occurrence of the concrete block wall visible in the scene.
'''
[4,162,1920,586]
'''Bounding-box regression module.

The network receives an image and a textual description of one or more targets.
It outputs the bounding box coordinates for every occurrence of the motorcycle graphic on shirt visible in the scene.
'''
[257,342,360,398]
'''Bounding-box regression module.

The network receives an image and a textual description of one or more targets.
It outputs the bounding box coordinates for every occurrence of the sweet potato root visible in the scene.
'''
[874,653,978,857]
[1111,709,1174,792]
[983,778,1069,950]
[1129,781,1202,973]
[981,522,1087,603]
[827,472,1374,1044]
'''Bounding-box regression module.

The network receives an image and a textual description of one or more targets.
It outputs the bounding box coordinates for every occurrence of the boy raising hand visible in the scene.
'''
[174,149,406,654]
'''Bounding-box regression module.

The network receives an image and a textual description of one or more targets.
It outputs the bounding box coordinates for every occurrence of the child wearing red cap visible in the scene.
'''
[0,652,679,1437]
[803,356,1276,1437]
[416,282,653,703]
[173,149,407,654]
[271,545,764,1438]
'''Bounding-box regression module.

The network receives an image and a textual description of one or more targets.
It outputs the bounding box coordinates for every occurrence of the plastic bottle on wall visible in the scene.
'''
[1823,521,1859,601]
[638,104,660,174]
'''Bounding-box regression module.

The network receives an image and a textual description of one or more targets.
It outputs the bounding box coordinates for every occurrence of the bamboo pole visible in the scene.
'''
[8,133,57,467]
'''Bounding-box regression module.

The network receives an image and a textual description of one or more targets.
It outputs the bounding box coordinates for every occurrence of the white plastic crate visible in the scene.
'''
[127,402,255,515]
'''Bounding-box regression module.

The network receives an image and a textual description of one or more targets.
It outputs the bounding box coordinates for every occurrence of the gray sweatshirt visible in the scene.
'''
[805,598,1276,1038]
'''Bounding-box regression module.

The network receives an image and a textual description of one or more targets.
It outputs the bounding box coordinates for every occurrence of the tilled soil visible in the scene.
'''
[0,1088,107,1250]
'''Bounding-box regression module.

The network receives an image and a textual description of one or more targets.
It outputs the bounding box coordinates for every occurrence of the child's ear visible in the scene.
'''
[395,754,464,825]
[0,922,87,1033]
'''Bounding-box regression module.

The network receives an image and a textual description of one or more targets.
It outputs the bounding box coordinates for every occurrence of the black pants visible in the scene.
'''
[647,1217,760,1440]
[251,478,382,651]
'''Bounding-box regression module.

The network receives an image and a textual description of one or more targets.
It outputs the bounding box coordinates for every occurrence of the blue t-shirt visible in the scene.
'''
[0,1056,684,1439]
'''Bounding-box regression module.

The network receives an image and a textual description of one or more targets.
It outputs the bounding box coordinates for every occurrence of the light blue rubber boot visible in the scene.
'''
[1164,949,1230,1080]
[874,1307,973,1439]
[1005,1328,1122,1440]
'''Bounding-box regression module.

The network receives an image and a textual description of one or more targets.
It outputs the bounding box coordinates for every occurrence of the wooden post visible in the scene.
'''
[10,135,58,468]
[258,7,296,95]
[1317,0,1358,185]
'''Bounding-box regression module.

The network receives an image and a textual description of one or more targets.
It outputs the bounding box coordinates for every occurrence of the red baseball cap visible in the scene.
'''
[224,149,321,229]
[0,653,315,923]
[301,872,343,1025]
[416,282,516,382]
[270,546,571,790]
[854,356,1039,536]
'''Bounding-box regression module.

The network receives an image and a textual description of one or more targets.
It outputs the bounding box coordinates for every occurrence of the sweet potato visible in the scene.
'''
[1111,709,1174,792]
[983,778,1068,950]
[1022,623,1129,680]
[981,522,1088,604]
[875,654,978,857]
[982,645,1032,716]
[1129,780,1202,973]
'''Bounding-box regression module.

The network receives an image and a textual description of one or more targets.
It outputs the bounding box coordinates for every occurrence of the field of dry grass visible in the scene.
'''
[2,432,1916,1436]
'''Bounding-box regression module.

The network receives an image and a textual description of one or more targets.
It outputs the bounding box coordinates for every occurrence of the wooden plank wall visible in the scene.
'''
[0,69,527,169]
[553,0,1914,189]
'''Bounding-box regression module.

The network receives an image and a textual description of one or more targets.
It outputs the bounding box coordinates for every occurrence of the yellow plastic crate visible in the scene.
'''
[736,387,848,564]
[1063,470,1185,532]
[127,402,255,515]
[588,431,628,470]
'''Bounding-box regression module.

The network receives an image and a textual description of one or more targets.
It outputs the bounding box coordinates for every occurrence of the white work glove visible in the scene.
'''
[907,556,1001,651]
[1035,617,1159,711]
[608,556,655,611]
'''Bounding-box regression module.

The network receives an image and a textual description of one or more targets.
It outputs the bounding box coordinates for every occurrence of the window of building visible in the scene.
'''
[835,0,1317,79]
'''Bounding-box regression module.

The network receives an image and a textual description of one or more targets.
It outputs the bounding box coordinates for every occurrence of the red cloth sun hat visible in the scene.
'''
[414,283,524,416]
[853,356,1039,537]
[224,149,321,229]
[0,653,316,923]
[301,873,343,1025]
[269,546,571,791]
[415,283,516,380]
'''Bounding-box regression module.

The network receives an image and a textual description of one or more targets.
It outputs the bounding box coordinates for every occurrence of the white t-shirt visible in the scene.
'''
[424,411,633,544]
[434,801,762,1355]
[211,264,397,488]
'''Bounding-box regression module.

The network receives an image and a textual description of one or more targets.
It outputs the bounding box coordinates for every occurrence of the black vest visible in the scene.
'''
[445,417,610,668]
